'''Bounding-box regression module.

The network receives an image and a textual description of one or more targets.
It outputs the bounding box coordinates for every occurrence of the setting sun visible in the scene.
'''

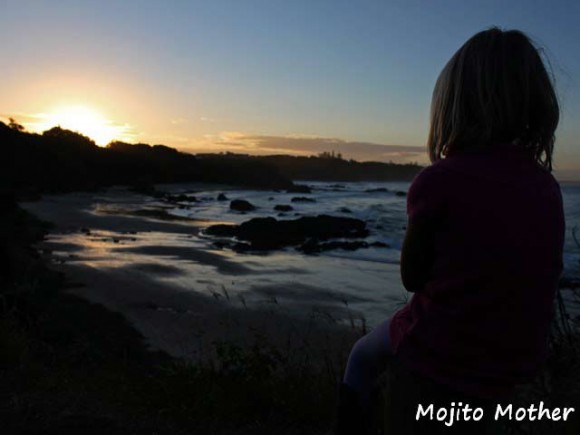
[38,106,128,146]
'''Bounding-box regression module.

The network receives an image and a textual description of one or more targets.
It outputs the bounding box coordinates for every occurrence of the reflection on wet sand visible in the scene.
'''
[23,189,408,361]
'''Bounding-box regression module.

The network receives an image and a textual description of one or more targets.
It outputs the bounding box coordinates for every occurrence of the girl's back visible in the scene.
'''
[336,27,564,434]
[390,143,564,397]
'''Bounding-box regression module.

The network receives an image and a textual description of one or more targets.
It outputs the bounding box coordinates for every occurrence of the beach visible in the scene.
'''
[21,183,403,365]
[21,179,580,363]
[8,180,580,434]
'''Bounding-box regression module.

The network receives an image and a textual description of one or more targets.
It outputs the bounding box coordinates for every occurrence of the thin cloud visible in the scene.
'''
[183,133,428,164]
[170,117,188,125]
[1,112,48,125]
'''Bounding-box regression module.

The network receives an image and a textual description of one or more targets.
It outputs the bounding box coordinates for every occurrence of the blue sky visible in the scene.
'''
[1,0,579,176]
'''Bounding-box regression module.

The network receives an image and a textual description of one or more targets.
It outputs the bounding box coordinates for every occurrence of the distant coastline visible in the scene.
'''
[0,121,422,199]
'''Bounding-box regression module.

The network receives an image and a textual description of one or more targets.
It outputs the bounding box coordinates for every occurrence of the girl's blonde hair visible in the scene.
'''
[427,27,559,170]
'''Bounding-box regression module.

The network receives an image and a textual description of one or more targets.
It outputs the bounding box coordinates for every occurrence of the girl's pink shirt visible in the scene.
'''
[389,144,565,398]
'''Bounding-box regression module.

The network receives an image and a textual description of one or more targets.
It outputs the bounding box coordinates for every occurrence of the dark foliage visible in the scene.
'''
[0,123,293,196]
[0,201,62,316]
[0,203,345,434]
[255,154,422,181]
[0,122,423,198]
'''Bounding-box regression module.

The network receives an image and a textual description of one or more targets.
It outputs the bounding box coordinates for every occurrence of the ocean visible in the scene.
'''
[142,180,580,327]
[33,180,580,331]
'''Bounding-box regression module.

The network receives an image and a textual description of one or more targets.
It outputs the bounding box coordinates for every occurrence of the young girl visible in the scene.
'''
[336,27,565,434]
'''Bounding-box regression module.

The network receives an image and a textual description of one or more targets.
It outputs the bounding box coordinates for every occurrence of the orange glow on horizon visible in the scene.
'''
[31,105,131,146]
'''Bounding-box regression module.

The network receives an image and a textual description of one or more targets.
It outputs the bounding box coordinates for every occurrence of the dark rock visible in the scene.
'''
[365,188,389,193]
[80,227,91,235]
[329,184,346,189]
[212,240,229,249]
[286,184,312,194]
[395,191,407,197]
[217,193,228,201]
[337,207,352,213]
[164,194,198,203]
[230,199,256,212]
[132,209,196,221]
[274,204,293,212]
[291,197,316,203]
[298,239,390,254]
[298,239,369,254]
[205,215,368,252]
[268,197,274,201]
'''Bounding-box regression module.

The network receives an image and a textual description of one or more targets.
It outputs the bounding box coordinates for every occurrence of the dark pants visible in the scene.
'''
[343,318,497,434]
[343,318,392,405]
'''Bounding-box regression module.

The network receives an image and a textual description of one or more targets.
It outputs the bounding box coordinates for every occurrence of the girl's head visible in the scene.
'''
[428,27,559,170]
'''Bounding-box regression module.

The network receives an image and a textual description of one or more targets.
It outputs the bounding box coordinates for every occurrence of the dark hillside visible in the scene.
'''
[0,123,293,196]
[198,153,422,182]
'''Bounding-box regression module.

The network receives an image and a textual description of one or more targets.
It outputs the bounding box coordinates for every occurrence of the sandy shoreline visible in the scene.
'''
[21,185,370,364]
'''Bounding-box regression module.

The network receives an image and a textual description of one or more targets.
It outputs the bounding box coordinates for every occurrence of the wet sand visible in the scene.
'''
[21,186,393,364]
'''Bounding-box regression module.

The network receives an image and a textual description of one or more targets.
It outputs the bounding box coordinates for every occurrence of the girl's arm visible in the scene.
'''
[402,165,444,293]
[400,216,435,293]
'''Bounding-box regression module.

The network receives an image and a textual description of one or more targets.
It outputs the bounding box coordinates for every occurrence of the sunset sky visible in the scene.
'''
[1,1,579,177]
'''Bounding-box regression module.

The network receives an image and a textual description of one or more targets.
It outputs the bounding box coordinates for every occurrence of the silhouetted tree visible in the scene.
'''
[8,118,25,132]
[317,150,344,160]
[43,126,96,149]
[0,123,420,198]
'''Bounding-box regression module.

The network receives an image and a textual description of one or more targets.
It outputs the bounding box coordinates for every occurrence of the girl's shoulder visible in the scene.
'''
[418,147,559,190]
[408,160,455,194]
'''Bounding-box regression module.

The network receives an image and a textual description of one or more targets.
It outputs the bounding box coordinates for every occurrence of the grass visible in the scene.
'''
[1,290,354,434]
[0,205,358,433]
[3,204,580,434]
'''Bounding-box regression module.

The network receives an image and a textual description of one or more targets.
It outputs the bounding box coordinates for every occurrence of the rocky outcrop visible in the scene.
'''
[299,239,389,254]
[286,184,312,194]
[205,214,368,252]
[229,199,256,212]
[365,188,389,193]
[274,204,293,212]
[163,194,198,203]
